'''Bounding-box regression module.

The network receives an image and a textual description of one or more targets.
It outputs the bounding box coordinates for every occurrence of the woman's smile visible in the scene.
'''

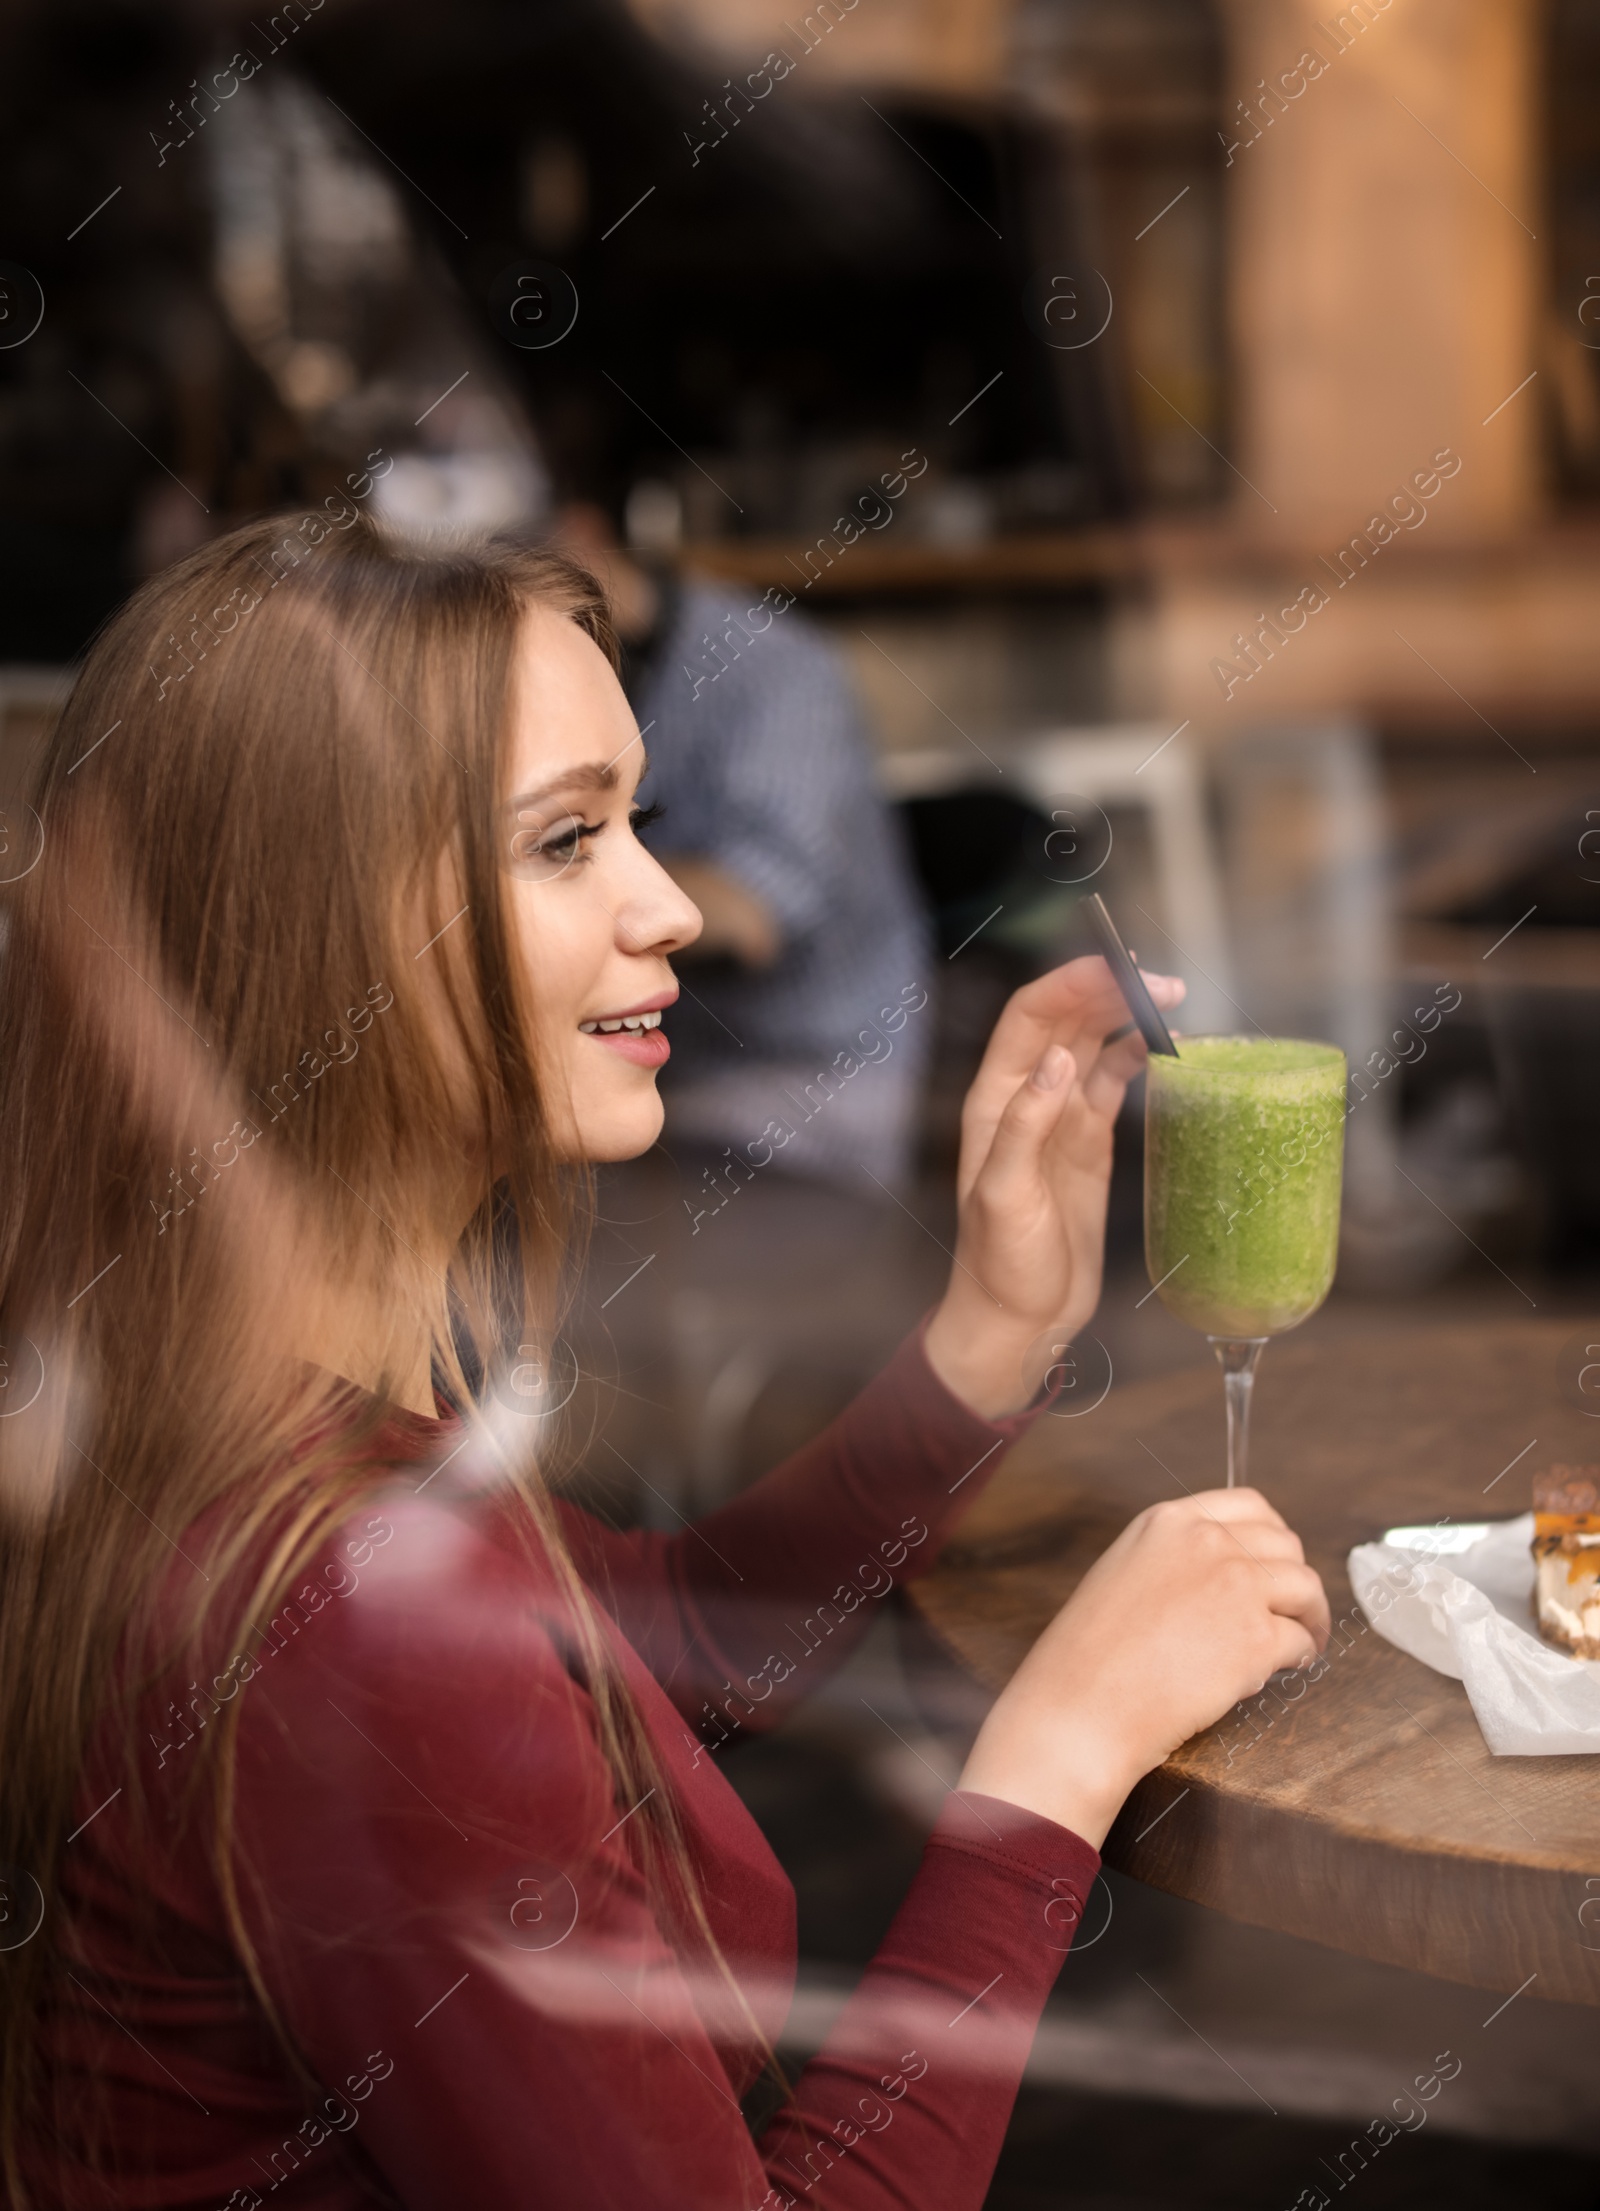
[578,990,675,1067]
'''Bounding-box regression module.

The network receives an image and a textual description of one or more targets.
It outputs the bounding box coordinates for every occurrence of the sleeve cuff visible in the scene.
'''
[922,1790,1104,1972]
[934,1790,1102,1896]
[861,1789,1103,2013]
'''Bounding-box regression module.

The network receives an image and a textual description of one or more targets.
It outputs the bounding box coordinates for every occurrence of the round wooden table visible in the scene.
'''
[906,1317,1600,2006]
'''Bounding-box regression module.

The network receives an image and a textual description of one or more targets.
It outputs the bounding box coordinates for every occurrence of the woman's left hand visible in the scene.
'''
[922,955,1185,1420]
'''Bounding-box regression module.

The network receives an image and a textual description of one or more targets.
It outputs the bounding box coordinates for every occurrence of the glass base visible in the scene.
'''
[1207,1336,1269,1489]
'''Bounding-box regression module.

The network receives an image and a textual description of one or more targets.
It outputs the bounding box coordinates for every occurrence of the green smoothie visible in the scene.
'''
[1144,1037,1346,1338]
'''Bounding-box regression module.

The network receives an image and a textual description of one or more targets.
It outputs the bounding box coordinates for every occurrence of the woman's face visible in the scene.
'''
[501,604,701,1160]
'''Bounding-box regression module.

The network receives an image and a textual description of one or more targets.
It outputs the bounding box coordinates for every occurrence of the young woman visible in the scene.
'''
[0,514,1328,2209]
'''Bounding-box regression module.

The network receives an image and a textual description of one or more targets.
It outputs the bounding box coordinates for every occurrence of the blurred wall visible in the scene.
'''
[1128,0,1600,733]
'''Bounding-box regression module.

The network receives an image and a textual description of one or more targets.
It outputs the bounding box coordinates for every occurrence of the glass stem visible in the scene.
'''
[1208,1337,1269,1489]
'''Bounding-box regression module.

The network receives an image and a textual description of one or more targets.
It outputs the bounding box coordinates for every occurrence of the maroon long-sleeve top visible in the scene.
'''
[34,1328,1100,2208]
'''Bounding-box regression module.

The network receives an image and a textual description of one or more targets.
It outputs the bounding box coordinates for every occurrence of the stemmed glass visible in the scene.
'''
[1144,1038,1346,1486]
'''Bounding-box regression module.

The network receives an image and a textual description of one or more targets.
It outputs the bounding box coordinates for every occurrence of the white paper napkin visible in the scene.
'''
[1347,1514,1600,1755]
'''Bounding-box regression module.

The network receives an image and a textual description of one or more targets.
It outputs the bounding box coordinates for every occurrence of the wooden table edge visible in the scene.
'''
[1106,1764,1600,2007]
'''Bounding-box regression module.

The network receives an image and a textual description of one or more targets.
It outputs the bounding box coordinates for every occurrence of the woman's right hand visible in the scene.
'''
[956,1487,1330,1848]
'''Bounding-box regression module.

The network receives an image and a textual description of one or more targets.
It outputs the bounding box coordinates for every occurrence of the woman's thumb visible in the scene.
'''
[982,1046,1075,1186]
[1030,1044,1072,1095]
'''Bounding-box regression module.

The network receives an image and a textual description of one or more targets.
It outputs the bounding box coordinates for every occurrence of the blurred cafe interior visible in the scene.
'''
[6,0,1600,2202]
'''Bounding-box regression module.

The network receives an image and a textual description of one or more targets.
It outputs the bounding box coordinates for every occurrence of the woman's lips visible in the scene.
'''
[578,992,675,1070]
[585,1024,670,1069]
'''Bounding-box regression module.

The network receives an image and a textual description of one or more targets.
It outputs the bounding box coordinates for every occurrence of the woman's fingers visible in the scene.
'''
[1163,1484,1290,1529]
[969,958,1184,1110]
[1078,1029,1154,1114]
[1268,1612,1324,1676]
[1264,1559,1332,1647]
[1076,970,1185,1088]
[972,1046,1079,1197]
[1202,1517,1307,1571]
[1014,954,1184,1031]
[1145,1498,1307,1586]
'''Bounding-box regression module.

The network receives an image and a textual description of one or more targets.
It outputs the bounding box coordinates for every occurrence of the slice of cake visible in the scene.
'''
[1533,1466,1600,1658]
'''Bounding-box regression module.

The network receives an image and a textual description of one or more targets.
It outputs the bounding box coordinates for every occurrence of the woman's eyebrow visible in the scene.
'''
[505,754,650,812]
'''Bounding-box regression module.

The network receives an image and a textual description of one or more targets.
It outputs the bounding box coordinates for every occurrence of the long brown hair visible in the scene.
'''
[0,512,741,2191]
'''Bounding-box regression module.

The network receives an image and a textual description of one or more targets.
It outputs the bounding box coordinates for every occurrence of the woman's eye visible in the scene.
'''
[630,801,665,835]
[503,811,602,879]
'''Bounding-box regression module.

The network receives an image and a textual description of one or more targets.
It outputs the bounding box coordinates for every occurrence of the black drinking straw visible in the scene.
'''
[1081,893,1180,1057]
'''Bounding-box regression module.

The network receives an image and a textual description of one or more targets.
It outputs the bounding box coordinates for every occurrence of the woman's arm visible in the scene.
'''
[751,1790,1099,2209]
[559,1316,1049,1741]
